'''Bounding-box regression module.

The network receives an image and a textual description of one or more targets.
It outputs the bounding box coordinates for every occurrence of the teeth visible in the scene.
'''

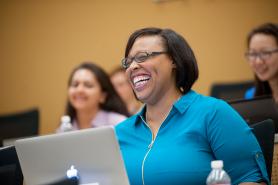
[136,81,147,87]
[133,75,150,84]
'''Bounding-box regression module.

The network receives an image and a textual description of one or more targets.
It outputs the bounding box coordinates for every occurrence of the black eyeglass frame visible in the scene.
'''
[245,48,278,62]
[121,51,167,69]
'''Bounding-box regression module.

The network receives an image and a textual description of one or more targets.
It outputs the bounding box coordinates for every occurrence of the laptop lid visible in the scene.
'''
[15,126,130,185]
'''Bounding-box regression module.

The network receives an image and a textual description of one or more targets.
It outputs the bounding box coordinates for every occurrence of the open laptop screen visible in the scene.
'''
[15,127,130,185]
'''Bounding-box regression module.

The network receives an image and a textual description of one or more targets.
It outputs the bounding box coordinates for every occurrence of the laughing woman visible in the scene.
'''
[115,28,269,185]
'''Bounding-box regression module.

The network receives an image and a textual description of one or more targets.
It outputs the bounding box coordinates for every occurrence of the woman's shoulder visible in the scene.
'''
[189,91,228,108]
[115,114,138,130]
[106,111,127,121]
[97,110,127,126]
[184,92,236,119]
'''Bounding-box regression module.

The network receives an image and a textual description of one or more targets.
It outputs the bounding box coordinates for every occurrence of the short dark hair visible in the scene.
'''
[247,23,278,48]
[124,27,199,94]
[246,23,278,96]
[65,62,129,121]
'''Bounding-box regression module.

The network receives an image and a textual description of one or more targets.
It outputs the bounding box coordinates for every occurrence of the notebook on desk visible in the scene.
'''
[15,126,130,185]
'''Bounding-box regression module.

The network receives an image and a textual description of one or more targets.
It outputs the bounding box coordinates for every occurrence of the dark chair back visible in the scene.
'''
[0,108,39,146]
[229,96,278,133]
[210,80,254,101]
[250,119,275,181]
[0,146,23,185]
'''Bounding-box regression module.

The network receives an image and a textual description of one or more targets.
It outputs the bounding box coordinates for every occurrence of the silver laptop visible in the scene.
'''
[15,126,130,185]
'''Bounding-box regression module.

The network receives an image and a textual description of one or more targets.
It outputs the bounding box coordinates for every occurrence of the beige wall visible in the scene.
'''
[0,0,277,135]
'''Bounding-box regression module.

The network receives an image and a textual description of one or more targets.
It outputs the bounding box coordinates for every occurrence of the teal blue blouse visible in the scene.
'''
[115,90,269,185]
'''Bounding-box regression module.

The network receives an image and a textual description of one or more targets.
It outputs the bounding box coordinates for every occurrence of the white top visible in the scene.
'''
[57,110,127,132]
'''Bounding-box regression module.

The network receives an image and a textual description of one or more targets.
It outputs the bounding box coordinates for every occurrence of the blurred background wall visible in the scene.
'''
[0,0,277,135]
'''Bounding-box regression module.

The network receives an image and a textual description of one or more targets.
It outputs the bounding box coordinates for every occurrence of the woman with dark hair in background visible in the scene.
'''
[115,27,269,185]
[245,23,278,103]
[57,62,128,132]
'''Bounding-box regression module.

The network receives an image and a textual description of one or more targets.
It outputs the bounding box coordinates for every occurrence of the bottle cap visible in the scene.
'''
[61,115,71,123]
[211,160,223,169]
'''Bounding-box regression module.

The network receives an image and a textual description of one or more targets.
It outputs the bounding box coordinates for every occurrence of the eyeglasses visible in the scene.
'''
[121,51,167,69]
[245,48,278,62]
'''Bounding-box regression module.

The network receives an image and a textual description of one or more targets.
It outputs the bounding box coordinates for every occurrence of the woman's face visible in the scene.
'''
[125,35,177,105]
[68,69,106,112]
[248,34,278,82]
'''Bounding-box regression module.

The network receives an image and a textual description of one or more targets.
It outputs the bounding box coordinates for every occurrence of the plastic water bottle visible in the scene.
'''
[59,115,73,132]
[206,160,231,185]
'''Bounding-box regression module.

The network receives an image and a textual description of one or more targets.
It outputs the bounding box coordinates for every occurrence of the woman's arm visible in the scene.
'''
[207,100,270,184]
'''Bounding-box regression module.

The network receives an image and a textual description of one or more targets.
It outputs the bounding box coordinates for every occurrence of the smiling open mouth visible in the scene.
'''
[133,75,151,90]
